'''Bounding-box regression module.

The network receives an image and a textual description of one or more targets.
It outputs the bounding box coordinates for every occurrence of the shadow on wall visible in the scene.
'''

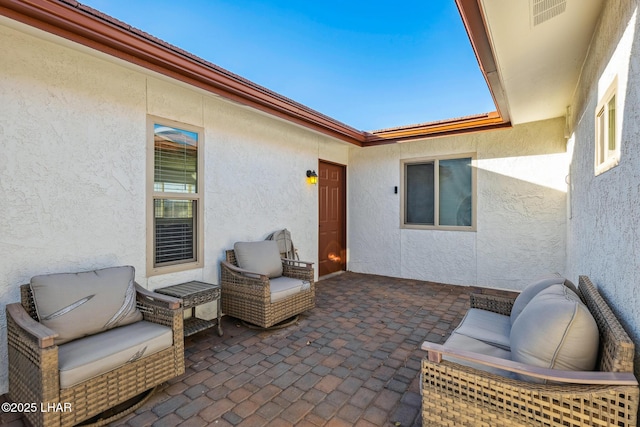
[349,165,567,290]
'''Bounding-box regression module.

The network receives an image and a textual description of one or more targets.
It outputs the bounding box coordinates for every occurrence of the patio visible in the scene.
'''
[2,271,517,427]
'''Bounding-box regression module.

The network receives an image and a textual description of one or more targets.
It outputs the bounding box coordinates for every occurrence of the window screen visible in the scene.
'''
[405,162,435,225]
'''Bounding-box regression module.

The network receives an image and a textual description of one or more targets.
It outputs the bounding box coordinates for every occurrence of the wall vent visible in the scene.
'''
[532,0,566,26]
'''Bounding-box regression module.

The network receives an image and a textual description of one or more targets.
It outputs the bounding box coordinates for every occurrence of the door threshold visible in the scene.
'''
[319,270,345,281]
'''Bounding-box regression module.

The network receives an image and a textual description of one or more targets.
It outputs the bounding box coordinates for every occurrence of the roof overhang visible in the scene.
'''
[455,0,511,124]
[457,0,604,126]
[0,0,514,145]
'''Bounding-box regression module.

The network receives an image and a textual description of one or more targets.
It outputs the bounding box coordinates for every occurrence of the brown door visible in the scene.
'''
[318,160,346,277]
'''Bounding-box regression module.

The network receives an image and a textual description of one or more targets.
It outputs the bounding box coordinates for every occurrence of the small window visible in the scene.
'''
[147,117,203,275]
[401,155,475,230]
[595,79,619,175]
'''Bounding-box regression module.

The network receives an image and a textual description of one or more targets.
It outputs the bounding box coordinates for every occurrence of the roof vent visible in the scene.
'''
[532,0,566,26]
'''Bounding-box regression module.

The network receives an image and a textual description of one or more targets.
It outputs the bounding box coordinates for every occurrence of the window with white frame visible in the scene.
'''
[595,78,619,175]
[147,117,203,275]
[401,155,475,230]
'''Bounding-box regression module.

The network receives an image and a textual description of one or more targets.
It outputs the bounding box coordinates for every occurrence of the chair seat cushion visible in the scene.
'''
[443,332,515,379]
[30,266,143,345]
[270,276,311,302]
[234,241,283,278]
[58,320,173,389]
[510,284,599,383]
[452,308,511,350]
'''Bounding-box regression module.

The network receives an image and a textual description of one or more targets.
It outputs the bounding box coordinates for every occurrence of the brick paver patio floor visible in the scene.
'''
[1,272,516,427]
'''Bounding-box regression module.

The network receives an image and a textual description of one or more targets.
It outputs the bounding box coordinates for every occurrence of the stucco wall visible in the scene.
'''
[0,21,349,394]
[348,118,568,289]
[566,0,640,374]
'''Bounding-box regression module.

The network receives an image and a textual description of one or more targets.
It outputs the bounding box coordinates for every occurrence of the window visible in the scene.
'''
[595,79,619,175]
[147,117,203,275]
[401,155,475,230]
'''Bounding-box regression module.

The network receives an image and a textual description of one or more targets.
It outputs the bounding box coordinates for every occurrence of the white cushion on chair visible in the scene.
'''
[510,274,567,323]
[30,266,142,345]
[443,332,515,379]
[452,308,511,350]
[269,276,310,302]
[58,320,173,388]
[510,284,599,382]
[234,241,283,278]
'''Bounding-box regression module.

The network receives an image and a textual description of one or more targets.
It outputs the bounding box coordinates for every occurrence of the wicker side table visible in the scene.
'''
[155,281,223,337]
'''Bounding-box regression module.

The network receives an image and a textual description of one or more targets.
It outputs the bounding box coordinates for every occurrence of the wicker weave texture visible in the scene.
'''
[579,276,635,374]
[421,275,639,427]
[470,293,514,315]
[221,249,315,328]
[7,283,185,427]
[422,360,638,426]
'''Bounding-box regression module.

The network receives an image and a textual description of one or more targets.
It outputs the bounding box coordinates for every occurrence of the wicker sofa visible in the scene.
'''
[220,240,315,328]
[421,275,639,427]
[6,266,185,427]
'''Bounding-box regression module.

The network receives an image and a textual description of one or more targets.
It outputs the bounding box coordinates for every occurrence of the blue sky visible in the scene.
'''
[81,0,494,130]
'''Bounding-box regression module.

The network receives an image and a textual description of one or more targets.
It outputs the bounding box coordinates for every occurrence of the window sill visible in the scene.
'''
[595,156,619,176]
[147,260,203,277]
[401,224,477,232]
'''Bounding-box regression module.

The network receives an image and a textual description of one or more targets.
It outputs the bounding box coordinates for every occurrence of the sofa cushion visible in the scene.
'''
[30,266,143,345]
[443,332,515,379]
[270,276,311,302]
[234,241,283,278]
[510,274,568,324]
[510,284,599,383]
[58,320,173,388]
[452,308,511,350]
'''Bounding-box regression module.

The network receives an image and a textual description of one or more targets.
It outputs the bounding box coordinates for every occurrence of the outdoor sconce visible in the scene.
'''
[306,170,318,185]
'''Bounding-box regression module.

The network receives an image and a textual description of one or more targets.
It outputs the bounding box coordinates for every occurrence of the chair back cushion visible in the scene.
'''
[234,241,283,278]
[510,284,599,382]
[510,274,570,323]
[30,266,143,345]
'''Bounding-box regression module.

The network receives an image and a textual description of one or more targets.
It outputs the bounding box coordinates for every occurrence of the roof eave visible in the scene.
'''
[364,112,509,145]
[455,0,510,124]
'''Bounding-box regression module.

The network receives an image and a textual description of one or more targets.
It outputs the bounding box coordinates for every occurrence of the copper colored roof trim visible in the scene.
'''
[365,112,510,145]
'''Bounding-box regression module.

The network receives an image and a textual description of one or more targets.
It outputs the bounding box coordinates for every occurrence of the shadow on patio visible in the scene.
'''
[2,272,516,427]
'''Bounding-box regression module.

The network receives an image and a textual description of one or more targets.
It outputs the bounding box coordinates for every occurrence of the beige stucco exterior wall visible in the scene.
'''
[0,20,349,394]
[348,118,568,289]
[565,0,640,375]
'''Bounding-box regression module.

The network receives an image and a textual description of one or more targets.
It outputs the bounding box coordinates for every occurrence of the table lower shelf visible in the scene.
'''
[184,317,223,337]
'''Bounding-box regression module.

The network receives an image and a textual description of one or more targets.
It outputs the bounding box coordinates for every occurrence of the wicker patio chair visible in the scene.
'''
[421,275,639,427]
[220,241,315,328]
[6,269,185,427]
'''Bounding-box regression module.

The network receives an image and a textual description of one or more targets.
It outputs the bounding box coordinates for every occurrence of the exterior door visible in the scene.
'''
[318,160,346,276]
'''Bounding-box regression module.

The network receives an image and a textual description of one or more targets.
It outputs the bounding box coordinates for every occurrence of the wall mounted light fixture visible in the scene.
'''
[306,170,318,185]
